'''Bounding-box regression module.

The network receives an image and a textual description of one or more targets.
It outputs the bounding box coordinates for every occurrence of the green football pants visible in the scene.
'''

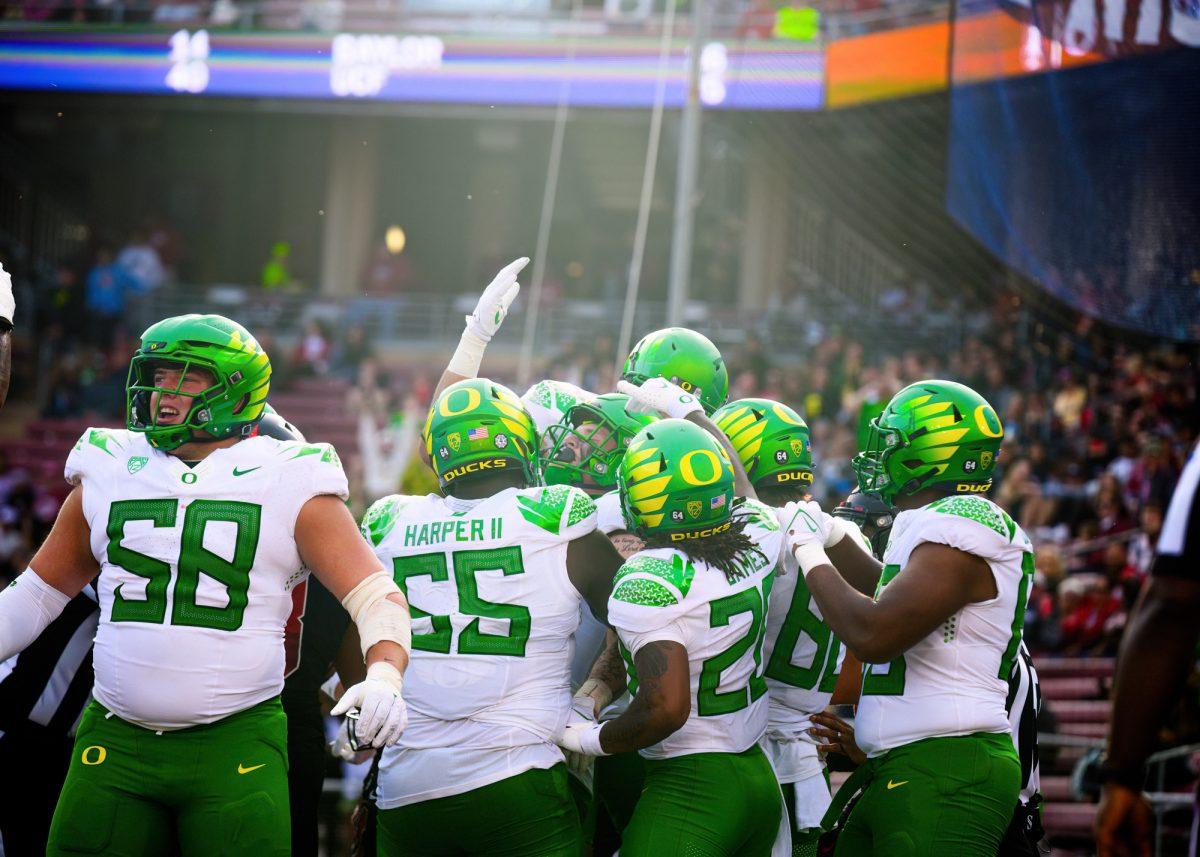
[831,731,1020,857]
[621,744,783,857]
[47,697,291,857]
[375,763,581,857]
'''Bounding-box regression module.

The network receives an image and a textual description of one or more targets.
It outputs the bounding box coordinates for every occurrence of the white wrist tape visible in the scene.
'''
[341,571,413,659]
[366,660,404,693]
[826,516,853,549]
[578,722,607,756]
[0,568,71,661]
[445,327,489,378]
[792,542,833,578]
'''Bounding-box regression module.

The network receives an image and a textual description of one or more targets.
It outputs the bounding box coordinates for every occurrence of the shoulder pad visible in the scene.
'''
[279,441,344,470]
[737,498,780,532]
[611,552,696,607]
[924,495,1016,542]
[515,484,597,536]
[65,427,135,485]
[361,494,420,547]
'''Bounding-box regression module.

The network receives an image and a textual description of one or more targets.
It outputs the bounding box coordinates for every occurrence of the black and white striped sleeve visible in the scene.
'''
[1006,639,1042,802]
[1152,442,1200,580]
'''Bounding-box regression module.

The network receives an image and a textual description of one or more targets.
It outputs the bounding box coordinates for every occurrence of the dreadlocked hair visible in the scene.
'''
[644,515,768,585]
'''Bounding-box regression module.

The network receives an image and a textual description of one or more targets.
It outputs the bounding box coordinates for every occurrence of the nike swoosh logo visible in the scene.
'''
[237,763,267,775]
[887,779,908,790]
[232,466,262,477]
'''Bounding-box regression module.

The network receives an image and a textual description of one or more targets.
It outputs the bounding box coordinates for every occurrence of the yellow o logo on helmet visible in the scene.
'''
[439,386,482,417]
[973,405,1003,438]
[678,449,722,487]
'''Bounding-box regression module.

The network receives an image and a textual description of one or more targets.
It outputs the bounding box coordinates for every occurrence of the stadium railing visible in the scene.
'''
[124,281,965,362]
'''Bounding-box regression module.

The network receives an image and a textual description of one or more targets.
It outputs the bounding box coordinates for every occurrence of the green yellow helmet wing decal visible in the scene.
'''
[852,380,1003,505]
[712,397,813,490]
[423,378,539,489]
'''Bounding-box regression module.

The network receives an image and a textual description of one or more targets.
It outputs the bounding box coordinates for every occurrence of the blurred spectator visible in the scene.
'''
[85,247,138,334]
[116,230,165,293]
[262,241,294,290]
[292,320,331,377]
[332,325,373,382]
[357,395,421,505]
[362,240,415,295]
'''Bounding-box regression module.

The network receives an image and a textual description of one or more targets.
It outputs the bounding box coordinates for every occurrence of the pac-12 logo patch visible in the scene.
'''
[686,500,702,519]
[127,456,148,475]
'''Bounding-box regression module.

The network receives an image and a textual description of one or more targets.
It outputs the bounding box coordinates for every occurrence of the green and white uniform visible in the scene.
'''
[49,427,347,856]
[755,497,845,841]
[607,512,783,855]
[833,494,1032,856]
[364,484,599,854]
[522,379,594,435]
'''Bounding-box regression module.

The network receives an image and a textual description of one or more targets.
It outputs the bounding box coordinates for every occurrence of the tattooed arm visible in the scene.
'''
[595,640,689,755]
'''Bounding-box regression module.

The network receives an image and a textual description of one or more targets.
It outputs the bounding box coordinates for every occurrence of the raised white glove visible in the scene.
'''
[777,500,834,577]
[0,262,13,326]
[330,661,407,749]
[557,720,608,759]
[466,257,528,343]
[617,378,702,420]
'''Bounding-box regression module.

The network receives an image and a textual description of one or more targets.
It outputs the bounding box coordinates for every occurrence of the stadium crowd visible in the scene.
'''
[5,259,1196,668]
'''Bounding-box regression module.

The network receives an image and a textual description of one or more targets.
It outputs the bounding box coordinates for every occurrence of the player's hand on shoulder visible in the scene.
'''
[776,499,834,547]
[617,377,702,420]
[466,257,529,342]
[0,261,13,327]
[331,661,407,749]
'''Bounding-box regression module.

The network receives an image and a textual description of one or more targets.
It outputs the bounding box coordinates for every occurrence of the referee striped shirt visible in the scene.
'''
[0,586,98,737]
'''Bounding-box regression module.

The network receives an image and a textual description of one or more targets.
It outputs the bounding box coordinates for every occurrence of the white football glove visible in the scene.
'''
[777,500,835,577]
[330,662,407,749]
[617,378,702,420]
[466,257,528,343]
[562,694,604,776]
[0,262,13,327]
[557,720,608,762]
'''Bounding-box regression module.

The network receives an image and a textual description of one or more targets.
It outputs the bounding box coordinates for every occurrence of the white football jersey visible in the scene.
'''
[595,490,627,536]
[521,379,594,435]
[64,428,347,730]
[364,484,598,807]
[761,502,844,731]
[855,495,1034,758]
[607,510,781,760]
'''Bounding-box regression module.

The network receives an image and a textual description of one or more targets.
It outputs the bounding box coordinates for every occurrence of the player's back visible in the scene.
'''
[855,494,1035,757]
[608,511,782,759]
[65,428,347,730]
[364,483,598,806]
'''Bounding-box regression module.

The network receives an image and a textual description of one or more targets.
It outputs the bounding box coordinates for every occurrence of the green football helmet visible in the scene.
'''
[622,327,729,415]
[541,393,658,497]
[423,378,539,490]
[712,398,813,491]
[126,314,272,451]
[618,418,736,541]
[853,380,1003,505]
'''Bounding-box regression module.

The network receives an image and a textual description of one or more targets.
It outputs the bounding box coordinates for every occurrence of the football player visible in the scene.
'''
[0,314,413,856]
[560,418,783,855]
[777,380,1032,855]
[713,398,858,856]
[361,378,625,856]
